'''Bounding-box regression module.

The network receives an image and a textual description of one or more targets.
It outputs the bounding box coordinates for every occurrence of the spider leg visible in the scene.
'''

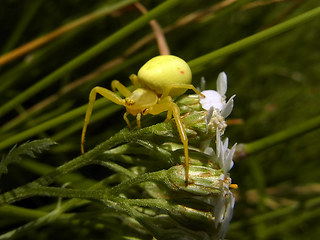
[169,102,189,183]
[165,109,172,122]
[123,112,132,128]
[146,99,189,183]
[129,74,140,88]
[123,112,141,129]
[81,86,125,154]
[161,83,205,99]
[111,80,131,97]
[159,96,173,122]
[136,113,142,128]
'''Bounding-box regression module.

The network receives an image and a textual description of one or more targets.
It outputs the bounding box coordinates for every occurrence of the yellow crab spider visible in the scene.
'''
[81,55,204,183]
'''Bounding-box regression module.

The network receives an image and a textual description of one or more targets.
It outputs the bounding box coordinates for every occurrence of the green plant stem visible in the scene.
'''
[305,196,320,209]
[264,207,320,237]
[0,123,169,205]
[34,186,107,201]
[0,156,155,237]
[3,187,170,210]
[0,162,165,205]
[0,160,94,205]
[2,0,43,54]
[243,114,320,156]
[0,98,112,150]
[0,0,136,65]
[0,29,79,94]
[0,47,152,137]
[0,0,137,94]
[110,170,168,196]
[0,174,171,234]
[229,205,297,231]
[188,5,320,71]
[0,204,46,221]
[230,195,320,232]
[0,171,137,239]
[0,199,80,240]
[19,159,96,188]
[104,199,163,238]
[96,160,136,178]
[52,104,120,141]
[0,0,182,118]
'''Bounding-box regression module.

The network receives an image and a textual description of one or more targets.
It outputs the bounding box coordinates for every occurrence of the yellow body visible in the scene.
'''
[81,55,204,183]
[138,55,192,97]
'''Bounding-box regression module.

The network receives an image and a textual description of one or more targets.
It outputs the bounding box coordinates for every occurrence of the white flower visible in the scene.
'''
[214,176,235,240]
[200,73,237,239]
[206,129,236,175]
[200,72,235,118]
[203,106,227,136]
[201,90,224,111]
[202,129,236,239]
[215,129,236,175]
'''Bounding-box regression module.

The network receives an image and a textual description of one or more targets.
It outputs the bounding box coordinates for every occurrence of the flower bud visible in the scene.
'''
[166,165,225,196]
[176,94,203,113]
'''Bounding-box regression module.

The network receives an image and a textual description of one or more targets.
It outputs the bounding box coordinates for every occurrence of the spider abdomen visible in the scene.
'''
[138,55,192,97]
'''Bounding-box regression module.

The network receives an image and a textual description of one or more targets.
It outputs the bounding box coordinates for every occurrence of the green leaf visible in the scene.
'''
[0,139,57,177]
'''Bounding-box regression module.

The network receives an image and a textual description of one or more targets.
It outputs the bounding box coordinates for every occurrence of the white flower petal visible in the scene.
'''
[215,196,226,227]
[218,192,235,239]
[221,94,235,118]
[225,143,236,172]
[216,129,222,159]
[200,90,224,111]
[217,72,227,97]
[204,146,214,155]
[214,129,236,174]
[224,151,233,174]
[223,138,229,154]
[200,76,206,91]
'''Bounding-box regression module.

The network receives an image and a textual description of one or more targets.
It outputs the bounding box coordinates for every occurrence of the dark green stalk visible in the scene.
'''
[0,204,46,221]
[188,6,320,70]
[243,114,320,156]
[109,170,168,196]
[0,123,169,205]
[0,0,182,118]
[0,47,153,136]
[19,159,96,188]
[52,104,120,141]
[264,207,320,237]
[1,0,43,54]
[0,98,107,150]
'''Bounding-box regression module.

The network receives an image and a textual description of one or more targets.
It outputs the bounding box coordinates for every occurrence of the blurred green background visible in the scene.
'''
[0,0,320,239]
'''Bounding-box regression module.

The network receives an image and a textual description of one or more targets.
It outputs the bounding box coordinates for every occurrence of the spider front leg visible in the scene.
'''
[145,98,190,183]
[123,112,142,129]
[123,112,132,129]
[129,74,140,88]
[136,113,142,128]
[111,80,131,97]
[81,86,125,154]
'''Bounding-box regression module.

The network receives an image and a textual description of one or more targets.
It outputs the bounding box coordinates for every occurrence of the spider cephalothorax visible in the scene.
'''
[81,55,204,183]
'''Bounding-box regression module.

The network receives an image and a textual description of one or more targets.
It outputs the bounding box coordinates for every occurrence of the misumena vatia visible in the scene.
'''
[81,55,204,183]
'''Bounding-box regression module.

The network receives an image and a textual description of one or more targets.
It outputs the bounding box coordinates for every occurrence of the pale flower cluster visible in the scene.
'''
[215,174,236,239]
[200,72,236,239]
[200,72,235,119]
